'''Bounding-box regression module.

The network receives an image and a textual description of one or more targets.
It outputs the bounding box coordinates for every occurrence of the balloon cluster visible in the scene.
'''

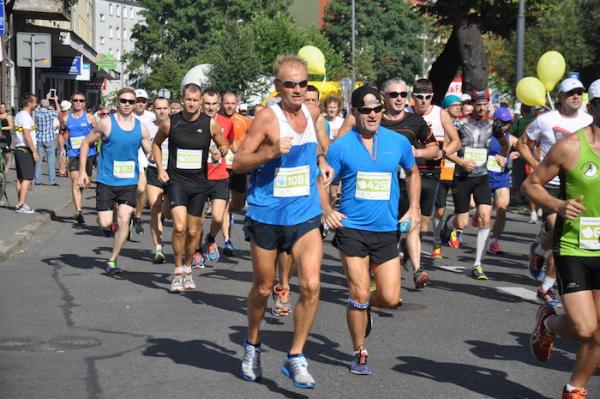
[516,51,566,106]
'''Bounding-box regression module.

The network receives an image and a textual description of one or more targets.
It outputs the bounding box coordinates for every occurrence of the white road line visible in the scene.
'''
[435,265,465,273]
[496,286,538,301]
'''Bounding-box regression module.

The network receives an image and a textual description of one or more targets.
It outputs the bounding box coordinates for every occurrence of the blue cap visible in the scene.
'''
[493,107,512,122]
[442,95,461,109]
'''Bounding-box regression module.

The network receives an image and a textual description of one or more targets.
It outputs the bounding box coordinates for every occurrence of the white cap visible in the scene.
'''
[60,100,72,112]
[558,78,584,93]
[239,103,248,111]
[589,79,600,101]
[460,93,471,102]
[135,89,149,99]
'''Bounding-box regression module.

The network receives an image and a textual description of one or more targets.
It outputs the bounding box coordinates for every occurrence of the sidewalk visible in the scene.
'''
[0,164,74,262]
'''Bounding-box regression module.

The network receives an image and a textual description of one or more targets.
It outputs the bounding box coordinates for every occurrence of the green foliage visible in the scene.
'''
[322,0,431,85]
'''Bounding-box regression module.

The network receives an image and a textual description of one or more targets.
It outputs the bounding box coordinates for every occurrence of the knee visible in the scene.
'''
[478,213,491,229]
[173,222,186,235]
[379,295,401,309]
[299,277,320,299]
[98,218,111,229]
[349,288,370,305]
[573,320,598,340]
[254,280,275,299]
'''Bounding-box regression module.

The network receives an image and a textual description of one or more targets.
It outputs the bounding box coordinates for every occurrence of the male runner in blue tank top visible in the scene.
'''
[61,91,96,225]
[77,88,152,275]
[234,55,329,389]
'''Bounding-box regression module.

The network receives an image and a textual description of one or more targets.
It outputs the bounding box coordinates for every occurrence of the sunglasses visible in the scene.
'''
[97,113,109,117]
[278,79,309,89]
[413,94,433,101]
[136,98,147,103]
[72,99,85,103]
[357,105,384,114]
[119,98,136,105]
[387,91,408,99]
[566,89,584,97]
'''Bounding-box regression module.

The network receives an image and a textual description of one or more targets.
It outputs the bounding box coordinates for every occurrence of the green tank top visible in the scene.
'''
[558,129,600,256]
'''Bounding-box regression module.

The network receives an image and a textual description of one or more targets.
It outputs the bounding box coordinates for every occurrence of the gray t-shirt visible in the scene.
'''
[456,117,500,177]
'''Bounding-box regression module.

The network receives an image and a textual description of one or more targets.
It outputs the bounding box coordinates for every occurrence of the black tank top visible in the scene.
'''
[167,112,212,187]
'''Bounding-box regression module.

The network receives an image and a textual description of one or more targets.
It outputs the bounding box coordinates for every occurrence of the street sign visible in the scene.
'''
[157,88,171,99]
[0,1,6,36]
[97,53,117,71]
[16,32,51,68]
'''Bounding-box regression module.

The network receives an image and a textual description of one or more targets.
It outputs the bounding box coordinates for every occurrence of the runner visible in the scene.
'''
[235,55,327,388]
[77,88,152,275]
[323,95,344,141]
[151,83,227,293]
[444,89,509,280]
[324,84,418,375]
[517,77,592,307]
[169,100,182,115]
[14,93,39,213]
[524,79,600,399]
[61,91,97,224]
[145,97,170,264]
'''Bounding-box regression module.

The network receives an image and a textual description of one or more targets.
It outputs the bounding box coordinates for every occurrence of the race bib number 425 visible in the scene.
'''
[355,171,391,200]
[273,165,310,197]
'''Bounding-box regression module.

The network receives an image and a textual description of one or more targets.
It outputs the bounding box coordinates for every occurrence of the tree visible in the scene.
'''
[322,0,431,86]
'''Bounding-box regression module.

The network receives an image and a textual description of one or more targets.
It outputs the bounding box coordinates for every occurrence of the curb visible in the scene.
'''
[0,197,73,263]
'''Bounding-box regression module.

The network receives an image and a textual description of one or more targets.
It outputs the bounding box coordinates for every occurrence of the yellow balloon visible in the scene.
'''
[516,77,546,106]
[298,45,326,76]
[537,51,566,92]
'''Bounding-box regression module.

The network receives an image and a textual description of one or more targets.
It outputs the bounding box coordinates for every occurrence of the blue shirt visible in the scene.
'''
[327,126,415,232]
[65,112,96,158]
[96,114,141,187]
[34,108,57,143]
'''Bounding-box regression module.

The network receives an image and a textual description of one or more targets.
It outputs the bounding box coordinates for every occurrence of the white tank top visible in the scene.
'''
[422,105,444,142]
[271,103,318,146]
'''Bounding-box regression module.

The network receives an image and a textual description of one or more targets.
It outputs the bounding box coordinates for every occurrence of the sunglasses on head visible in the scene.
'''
[414,94,433,101]
[357,105,384,114]
[387,91,408,99]
[119,98,136,105]
[566,89,584,97]
[72,99,85,103]
[278,79,309,89]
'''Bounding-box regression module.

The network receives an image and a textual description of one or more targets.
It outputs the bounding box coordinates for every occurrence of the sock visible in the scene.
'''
[474,228,490,265]
[245,339,261,348]
[541,276,556,292]
[432,217,442,244]
[287,353,303,359]
[455,229,464,241]
[534,245,546,257]
[565,384,581,392]
[155,244,162,253]
[489,237,498,245]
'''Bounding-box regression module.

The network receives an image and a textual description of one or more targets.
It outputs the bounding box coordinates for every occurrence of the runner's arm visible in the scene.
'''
[440,109,461,156]
[311,110,334,185]
[402,164,422,231]
[516,127,540,168]
[151,118,170,174]
[78,118,107,186]
[335,113,356,139]
[87,113,96,128]
[140,123,152,158]
[210,117,228,155]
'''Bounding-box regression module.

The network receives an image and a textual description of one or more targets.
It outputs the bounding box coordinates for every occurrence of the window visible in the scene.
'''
[123,28,127,39]
[130,7,134,19]
[117,49,121,59]
[109,4,112,15]
[109,26,113,38]
[116,5,120,17]
[100,13,105,22]
[100,36,105,45]
[116,27,120,39]
[109,48,112,54]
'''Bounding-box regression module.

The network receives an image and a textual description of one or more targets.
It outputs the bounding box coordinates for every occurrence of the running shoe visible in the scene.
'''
[170,274,184,293]
[537,207,543,218]
[281,355,316,389]
[537,287,562,309]
[206,240,220,262]
[562,386,587,399]
[105,260,122,275]
[272,284,291,317]
[241,340,262,382]
[487,241,503,255]
[183,273,196,290]
[192,251,205,269]
[471,265,489,280]
[223,239,235,257]
[153,250,166,264]
[530,303,556,362]
[101,228,113,238]
[413,267,430,288]
[15,204,34,214]
[471,215,479,228]
[205,202,212,217]
[431,244,442,259]
[350,347,372,375]
[448,230,461,249]
[529,211,538,224]
[365,306,373,338]
[74,211,85,225]
[529,242,545,280]
[132,217,144,236]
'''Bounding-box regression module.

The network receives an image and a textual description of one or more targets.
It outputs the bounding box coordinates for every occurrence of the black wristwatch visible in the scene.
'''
[441,149,447,158]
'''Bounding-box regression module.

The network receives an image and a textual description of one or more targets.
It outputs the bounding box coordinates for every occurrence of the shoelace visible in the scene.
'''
[243,345,260,368]
[278,288,290,304]
[289,356,308,375]
[356,348,368,365]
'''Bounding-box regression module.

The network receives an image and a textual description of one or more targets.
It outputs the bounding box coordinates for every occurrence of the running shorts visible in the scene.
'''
[96,182,137,211]
[453,175,492,214]
[555,255,600,295]
[399,173,440,218]
[68,156,94,176]
[207,179,229,201]
[14,147,35,181]
[167,183,208,217]
[243,215,321,254]
[333,227,399,265]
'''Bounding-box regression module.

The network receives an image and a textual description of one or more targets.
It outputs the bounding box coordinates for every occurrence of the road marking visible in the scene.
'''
[435,265,465,273]
[496,286,538,301]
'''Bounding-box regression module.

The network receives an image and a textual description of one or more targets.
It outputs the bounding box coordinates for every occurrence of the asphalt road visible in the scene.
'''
[0,202,598,399]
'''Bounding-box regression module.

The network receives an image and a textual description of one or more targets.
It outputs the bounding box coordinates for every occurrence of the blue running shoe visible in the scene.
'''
[281,354,316,389]
[223,239,235,257]
[350,347,372,375]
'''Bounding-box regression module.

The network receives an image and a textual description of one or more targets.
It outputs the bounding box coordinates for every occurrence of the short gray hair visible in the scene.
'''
[40,99,50,108]
[382,78,407,94]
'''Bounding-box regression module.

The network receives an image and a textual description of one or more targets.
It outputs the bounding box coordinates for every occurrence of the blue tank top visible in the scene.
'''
[487,132,511,189]
[65,112,96,158]
[96,114,141,187]
[246,104,321,225]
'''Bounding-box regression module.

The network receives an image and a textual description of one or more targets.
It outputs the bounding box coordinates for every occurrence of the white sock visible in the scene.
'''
[432,217,442,244]
[155,244,162,253]
[541,276,556,292]
[534,245,546,257]
[474,228,490,265]
[565,384,580,392]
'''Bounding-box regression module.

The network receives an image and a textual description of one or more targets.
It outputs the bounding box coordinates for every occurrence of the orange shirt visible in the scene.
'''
[230,113,252,143]
[207,113,233,181]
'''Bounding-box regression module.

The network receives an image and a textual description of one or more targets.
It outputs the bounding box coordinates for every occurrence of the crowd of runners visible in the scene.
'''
[4,54,600,398]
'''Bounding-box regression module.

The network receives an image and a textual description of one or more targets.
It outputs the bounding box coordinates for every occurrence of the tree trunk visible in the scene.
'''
[428,27,460,105]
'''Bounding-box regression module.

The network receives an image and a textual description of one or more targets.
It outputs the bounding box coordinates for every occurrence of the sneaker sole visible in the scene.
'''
[350,368,372,375]
[240,372,261,382]
[280,365,315,389]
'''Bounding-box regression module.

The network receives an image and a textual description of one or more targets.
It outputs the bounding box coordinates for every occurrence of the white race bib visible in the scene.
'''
[579,217,600,250]
[176,149,202,169]
[486,155,503,173]
[273,165,310,197]
[113,161,135,179]
[225,150,235,168]
[463,147,487,167]
[355,171,392,200]
[70,136,84,150]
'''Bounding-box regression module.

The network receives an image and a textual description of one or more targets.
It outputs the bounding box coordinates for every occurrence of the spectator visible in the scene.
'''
[34,97,59,186]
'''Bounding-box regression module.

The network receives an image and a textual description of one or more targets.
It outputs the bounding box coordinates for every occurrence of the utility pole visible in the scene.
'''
[516,0,525,83]
[351,0,355,89]
[120,1,124,87]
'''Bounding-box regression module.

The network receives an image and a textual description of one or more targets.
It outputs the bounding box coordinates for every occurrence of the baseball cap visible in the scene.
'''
[470,89,490,102]
[589,79,600,101]
[60,100,72,112]
[442,95,461,109]
[351,84,382,108]
[558,78,584,94]
[239,104,248,112]
[135,89,149,99]
[493,107,512,122]
[460,93,472,103]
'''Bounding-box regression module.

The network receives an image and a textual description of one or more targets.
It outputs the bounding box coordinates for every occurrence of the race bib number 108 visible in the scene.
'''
[273,165,310,197]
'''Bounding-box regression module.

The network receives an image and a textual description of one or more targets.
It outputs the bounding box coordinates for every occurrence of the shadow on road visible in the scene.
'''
[430,280,537,305]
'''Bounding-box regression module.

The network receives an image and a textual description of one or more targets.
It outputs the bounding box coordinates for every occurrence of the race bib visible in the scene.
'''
[70,136,84,150]
[579,217,600,250]
[486,155,503,173]
[355,171,392,200]
[273,165,310,197]
[225,150,235,168]
[442,159,455,169]
[176,149,202,169]
[463,147,487,167]
[113,161,135,179]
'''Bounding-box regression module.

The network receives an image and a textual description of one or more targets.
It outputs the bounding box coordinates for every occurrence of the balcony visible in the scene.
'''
[12,0,74,21]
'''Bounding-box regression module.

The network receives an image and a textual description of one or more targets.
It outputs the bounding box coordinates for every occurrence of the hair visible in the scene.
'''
[116,87,136,98]
[382,78,407,94]
[153,97,169,106]
[182,83,202,97]
[273,55,307,79]
[21,93,36,107]
[223,91,238,102]
[71,91,86,100]
[324,95,341,107]
[170,100,182,107]
[202,87,220,99]
[413,78,433,92]
[306,85,320,100]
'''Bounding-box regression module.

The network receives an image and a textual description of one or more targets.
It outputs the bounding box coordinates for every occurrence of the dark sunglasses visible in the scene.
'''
[278,79,309,89]
[97,113,109,117]
[72,99,85,103]
[566,89,584,97]
[119,98,136,105]
[413,94,433,101]
[357,105,384,114]
[136,98,147,103]
[387,91,408,99]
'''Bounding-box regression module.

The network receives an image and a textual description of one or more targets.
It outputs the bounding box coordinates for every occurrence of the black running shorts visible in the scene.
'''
[145,166,167,190]
[555,255,600,295]
[333,227,399,265]
[167,183,208,217]
[207,179,229,201]
[453,175,492,214]
[68,156,94,176]
[229,170,247,193]
[243,215,321,254]
[399,173,440,218]
[14,147,35,181]
[435,180,454,209]
[96,182,137,211]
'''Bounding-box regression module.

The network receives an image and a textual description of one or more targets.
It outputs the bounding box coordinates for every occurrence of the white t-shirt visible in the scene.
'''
[326,116,344,140]
[15,110,36,148]
[135,110,156,169]
[527,109,593,186]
